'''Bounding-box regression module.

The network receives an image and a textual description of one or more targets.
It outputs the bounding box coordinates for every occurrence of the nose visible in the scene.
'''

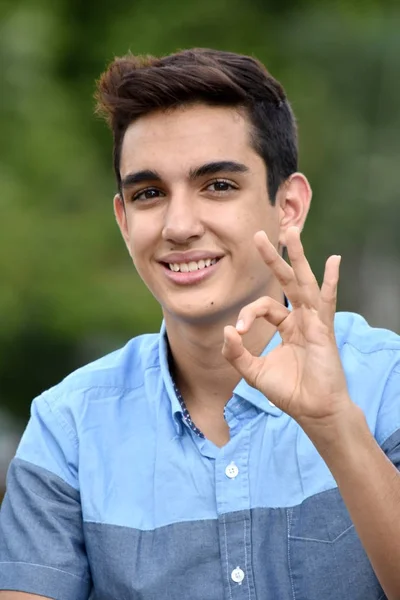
[161,191,205,244]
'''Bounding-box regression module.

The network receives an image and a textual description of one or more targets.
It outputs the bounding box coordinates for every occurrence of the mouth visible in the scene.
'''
[159,256,223,285]
[164,257,221,273]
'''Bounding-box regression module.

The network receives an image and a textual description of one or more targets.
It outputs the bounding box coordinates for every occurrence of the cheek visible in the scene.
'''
[236,208,280,250]
[128,217,158,259]
[217,199,270,233]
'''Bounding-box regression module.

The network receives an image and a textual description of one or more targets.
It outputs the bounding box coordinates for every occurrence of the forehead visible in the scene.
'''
[119,104,259,178]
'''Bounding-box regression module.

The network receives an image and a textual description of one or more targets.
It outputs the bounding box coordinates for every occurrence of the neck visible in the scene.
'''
[165,292,284,412]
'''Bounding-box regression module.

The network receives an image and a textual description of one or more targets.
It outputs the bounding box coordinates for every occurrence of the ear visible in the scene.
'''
[276,173,312,247]
[113,193,132,256]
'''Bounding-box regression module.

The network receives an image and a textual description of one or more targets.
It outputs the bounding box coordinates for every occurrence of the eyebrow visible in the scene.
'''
[188,161,249,180]
[121,169,162,189]
[120,161,249,190]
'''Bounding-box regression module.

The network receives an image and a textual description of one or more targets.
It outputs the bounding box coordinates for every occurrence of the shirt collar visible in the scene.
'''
[158,321,184,435]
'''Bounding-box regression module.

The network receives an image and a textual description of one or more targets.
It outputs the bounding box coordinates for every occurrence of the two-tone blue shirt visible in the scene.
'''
[0,311,400,600]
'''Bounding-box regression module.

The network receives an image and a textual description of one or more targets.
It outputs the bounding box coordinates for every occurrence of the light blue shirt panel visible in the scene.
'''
[10,311,400,533]
[76,324,300,526]
[77,383,219,530]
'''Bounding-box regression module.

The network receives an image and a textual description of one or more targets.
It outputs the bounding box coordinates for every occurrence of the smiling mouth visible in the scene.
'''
[164,258,221,273]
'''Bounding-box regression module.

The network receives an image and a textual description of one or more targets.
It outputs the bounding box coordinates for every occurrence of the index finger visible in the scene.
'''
[254,231,301,306]
[285,227,319,300]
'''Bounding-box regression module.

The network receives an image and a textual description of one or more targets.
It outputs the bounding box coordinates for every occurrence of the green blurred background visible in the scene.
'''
[1,0,400,495]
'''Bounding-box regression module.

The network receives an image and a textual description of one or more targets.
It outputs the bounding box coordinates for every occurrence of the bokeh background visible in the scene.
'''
[1,0,400,498]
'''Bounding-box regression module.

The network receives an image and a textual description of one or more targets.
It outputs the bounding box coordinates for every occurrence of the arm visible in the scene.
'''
[308,404,400,600]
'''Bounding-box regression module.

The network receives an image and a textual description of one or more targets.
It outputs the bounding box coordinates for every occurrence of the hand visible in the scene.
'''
[222,226,353,433]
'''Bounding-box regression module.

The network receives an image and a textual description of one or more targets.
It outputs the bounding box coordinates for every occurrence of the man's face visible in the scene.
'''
[116,104,290,326]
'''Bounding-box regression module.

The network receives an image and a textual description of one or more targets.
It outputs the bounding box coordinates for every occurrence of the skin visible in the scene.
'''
[0,596,48,599]
[0,596,47,599]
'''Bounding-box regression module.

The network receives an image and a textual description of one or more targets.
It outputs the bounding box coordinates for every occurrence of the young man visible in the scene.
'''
[0,49,399,600]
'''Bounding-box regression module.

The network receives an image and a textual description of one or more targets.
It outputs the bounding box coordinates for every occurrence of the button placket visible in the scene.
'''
[215,429,256,599]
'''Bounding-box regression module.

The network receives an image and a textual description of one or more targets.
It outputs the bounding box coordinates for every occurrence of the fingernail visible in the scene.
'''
[236,319,244,331]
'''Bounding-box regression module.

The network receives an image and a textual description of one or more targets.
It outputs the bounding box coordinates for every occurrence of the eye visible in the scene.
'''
[132,188,165,202]
[206,179,238,194]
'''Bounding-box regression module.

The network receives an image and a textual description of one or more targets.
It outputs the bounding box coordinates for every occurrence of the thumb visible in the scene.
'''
[222,325,260,386]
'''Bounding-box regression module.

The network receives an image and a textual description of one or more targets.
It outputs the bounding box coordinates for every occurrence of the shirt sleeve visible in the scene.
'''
[0,391,92,600]
[376,362,400,469]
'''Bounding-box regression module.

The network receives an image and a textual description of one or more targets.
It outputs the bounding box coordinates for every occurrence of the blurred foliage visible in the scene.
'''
[0,0,399,421]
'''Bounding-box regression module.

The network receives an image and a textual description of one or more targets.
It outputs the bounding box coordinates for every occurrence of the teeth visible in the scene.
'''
[168,258,219,272]
[188,261,198,272]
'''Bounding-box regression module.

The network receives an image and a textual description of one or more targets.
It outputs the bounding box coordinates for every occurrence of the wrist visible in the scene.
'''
[301,402,369,460]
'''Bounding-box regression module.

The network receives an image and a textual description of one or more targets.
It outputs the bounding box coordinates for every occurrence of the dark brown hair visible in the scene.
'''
[95,48,298,203]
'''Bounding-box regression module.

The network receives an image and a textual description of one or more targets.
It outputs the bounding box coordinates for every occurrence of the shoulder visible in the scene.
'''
[10,332,165,494]
[334,311,400,367]
[32,331,162,429]
[55,331,160,394]
[334,312,400,447]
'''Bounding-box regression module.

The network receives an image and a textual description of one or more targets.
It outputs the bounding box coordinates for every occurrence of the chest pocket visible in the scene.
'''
[286,488,386,600]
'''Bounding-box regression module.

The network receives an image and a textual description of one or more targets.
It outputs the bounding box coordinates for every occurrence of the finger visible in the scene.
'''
[254,231,302,307]
[318,255,341,326]
[236,296,290,334]
[222,325,262,387]
[254,231,294,286]
[285,227,319,303]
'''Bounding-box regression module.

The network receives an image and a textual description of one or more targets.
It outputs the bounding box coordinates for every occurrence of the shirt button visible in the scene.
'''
[225,462,239,479]
[231,567,245,584]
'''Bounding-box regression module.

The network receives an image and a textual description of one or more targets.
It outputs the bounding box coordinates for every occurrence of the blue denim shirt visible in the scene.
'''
[0,311,399,600]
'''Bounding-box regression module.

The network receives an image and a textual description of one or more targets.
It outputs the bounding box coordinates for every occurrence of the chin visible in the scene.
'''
[163,296,242,328]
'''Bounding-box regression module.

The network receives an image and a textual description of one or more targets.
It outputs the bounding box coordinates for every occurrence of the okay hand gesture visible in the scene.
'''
[222,227,352,432]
